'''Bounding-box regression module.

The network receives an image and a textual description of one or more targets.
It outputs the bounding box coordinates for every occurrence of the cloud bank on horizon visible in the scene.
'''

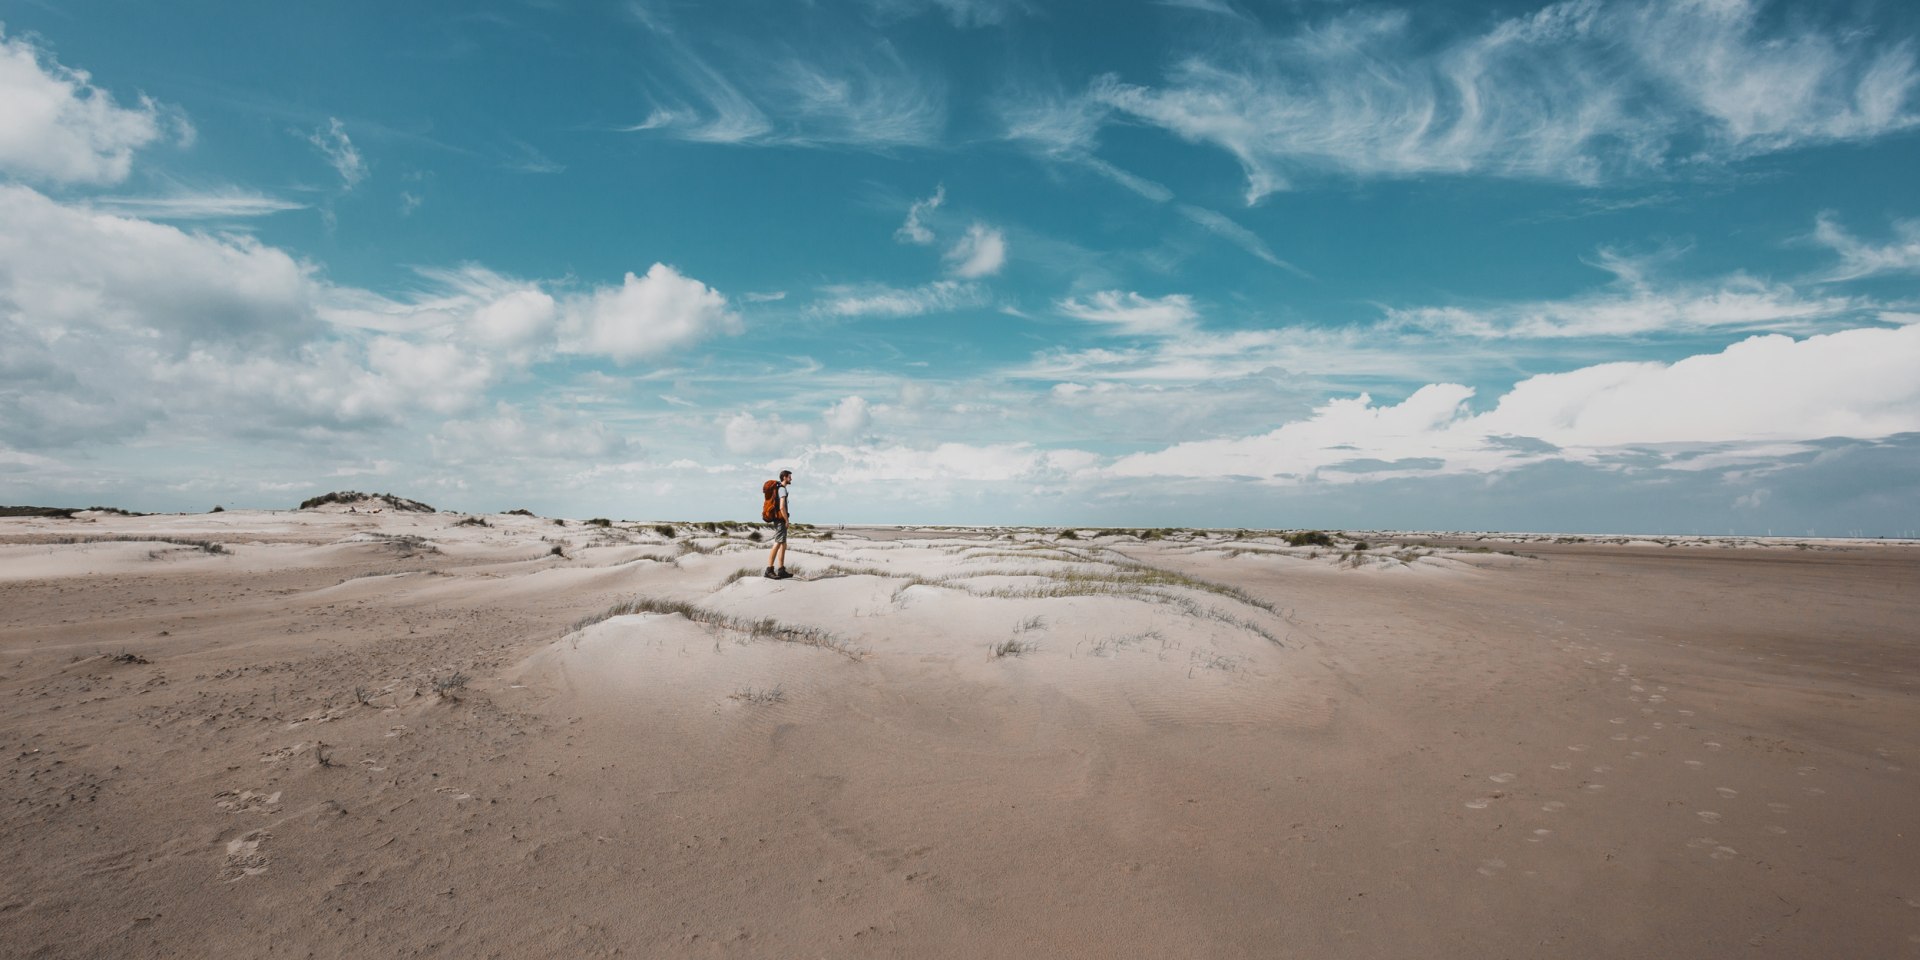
[1,1,1918,535]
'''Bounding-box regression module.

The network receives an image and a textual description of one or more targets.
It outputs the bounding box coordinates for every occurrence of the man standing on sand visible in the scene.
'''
[765,469,793,580]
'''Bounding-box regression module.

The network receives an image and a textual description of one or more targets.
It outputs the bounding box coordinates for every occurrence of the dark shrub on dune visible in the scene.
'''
[1285,530,1335,547]
[299,491,436,513]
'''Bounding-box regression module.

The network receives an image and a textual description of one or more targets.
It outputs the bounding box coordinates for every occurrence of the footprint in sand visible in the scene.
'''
[1715,787,1738,798]
[1767,802,1791,814]
[1686,837,1738,859]
[1697,811,1722,824]
[1477,858,1507,877]
[214,789,282,813]
[1683,760,1705,769]
[1541,801,1567,812]
[1527,829,1552,843]
[1488,773,1516,784]
[1551,761,1574,771]
[221,830,271,881]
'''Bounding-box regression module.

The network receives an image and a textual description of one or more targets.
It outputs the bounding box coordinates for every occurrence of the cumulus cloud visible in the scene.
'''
[305,117,366,189]
[944,223,1006,278]
[822,395,874,438]
[0,28,180,185]
[1081,0,1920,201]
[0,180,740,450]
[1110,324,1920,481]
[1056,291,1198,337]
[469,288,558,348]
[724,411,815,455]
[894,184,944,244]
[560,263,741,363]
[1813,213,1920,282]
[812,279,987,318]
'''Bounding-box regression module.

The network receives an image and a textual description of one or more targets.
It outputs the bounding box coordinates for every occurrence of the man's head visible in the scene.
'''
[779,469,793,485]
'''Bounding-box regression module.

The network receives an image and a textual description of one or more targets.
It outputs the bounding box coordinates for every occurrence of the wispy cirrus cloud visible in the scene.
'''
[1387,247,1875,339]
[1056,291,1198,337]
[1812,213,1920,282]
[305,117,367,188]
[895,184,944,244]
[1173,204,1305,275]
[624,9,944,150]
[811,279,988,318]
[1083,0,1919,202]
[89,189,306,219]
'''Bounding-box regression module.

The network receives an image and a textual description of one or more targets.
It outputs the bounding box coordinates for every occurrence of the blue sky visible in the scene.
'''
[2,0,1919,533]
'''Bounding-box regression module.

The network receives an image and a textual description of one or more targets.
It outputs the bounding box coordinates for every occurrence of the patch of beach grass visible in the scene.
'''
[566,596,864,661]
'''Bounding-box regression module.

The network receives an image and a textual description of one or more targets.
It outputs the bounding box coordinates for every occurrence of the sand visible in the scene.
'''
[2,512,1916,958]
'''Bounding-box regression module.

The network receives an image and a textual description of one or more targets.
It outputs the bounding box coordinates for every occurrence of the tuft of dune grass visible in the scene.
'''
[565,596,864,661]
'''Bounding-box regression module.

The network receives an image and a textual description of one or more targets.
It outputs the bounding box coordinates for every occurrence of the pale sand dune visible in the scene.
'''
[2,514,1917,957]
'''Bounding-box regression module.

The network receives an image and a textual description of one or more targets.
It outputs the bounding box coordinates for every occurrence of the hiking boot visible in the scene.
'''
[764,566,777,579]
[775,567,793,580]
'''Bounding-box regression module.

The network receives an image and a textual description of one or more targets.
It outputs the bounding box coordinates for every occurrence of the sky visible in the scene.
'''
[2,0,1919,534]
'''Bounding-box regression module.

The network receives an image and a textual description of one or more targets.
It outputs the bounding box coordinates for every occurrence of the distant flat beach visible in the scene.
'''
[2,512,1916,958]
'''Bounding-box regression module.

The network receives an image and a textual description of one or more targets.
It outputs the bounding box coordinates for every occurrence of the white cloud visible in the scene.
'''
[944,223,1006,278]
[433,403,629,461]
[743,290,788,302]
[795,440,1092,484]
[895,184,945,245]
[469,288,557,348]
[1813,213,1920,282]
[998,92,1174,202]
[560,263,741,363]
[822,395,873,438]
[1085,1,1920,201]
[89,189,306,220]
[0,183,318,345]
[1388,258,1871,339]
[1110,324,1920,481]
[1174,204,1302,274]
[0,28,180,185]
[812,279,987,318]
[724,411,815,455]
[868,0,1030,28]
[626,21,944,149]
[305,117,366,189]
[1056,291,1198,337]
[0,182,737,450]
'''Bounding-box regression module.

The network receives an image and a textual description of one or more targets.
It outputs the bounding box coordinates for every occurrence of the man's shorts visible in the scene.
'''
[769,520,788,544]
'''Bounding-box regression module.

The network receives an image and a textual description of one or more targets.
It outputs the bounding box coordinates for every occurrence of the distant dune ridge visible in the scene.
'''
[296,491,437,513]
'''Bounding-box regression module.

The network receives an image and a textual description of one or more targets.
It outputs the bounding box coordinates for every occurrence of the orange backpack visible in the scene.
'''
[761,480,781,522]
